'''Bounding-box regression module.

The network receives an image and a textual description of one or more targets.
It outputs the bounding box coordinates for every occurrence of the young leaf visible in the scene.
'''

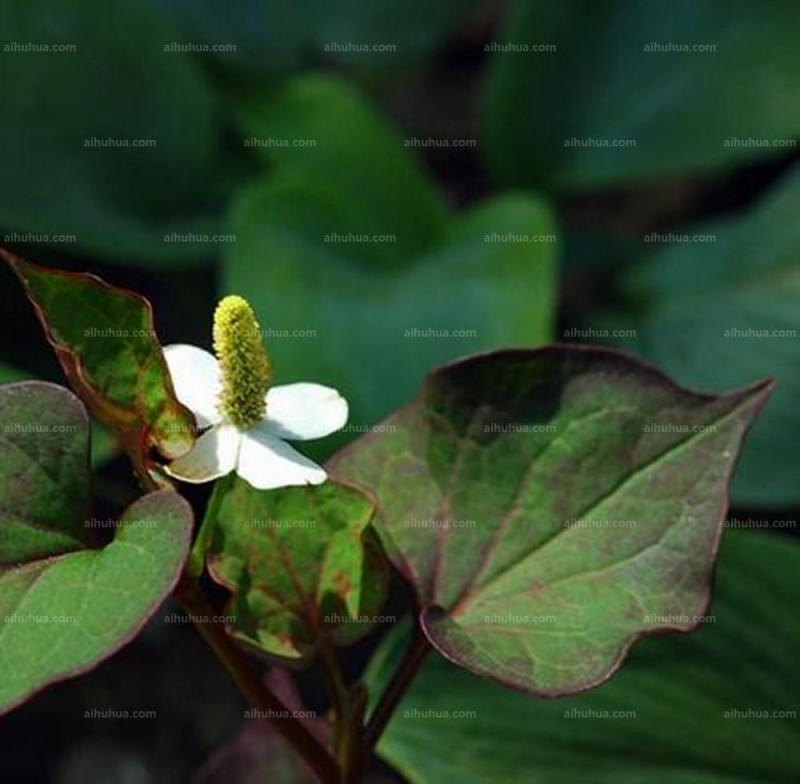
[206,479,387,663]
[365,531,800,784]
[0,381,193,714]
[329,346,772,696]
[4,252,196,484]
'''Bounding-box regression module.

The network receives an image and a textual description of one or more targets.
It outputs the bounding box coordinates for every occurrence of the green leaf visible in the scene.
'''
[0,363,29,384]
[0,0,233,265]
[0,381,193,714]
[365,530,800,784]
[603,165,800,506]
[226,180,556,433]
[484,0,800,190]
[207,479,386,663]
[138,0,467,73]
[5,253,196,482]
[234,74,451,260]
[329,347,771,695]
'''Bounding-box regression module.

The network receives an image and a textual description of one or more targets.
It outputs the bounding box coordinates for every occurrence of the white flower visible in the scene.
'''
[162,343,348,490]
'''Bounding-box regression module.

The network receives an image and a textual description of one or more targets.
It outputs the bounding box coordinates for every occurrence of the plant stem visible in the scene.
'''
[175,574,340,784]
[186,472,233,579]
[363,621,432,754]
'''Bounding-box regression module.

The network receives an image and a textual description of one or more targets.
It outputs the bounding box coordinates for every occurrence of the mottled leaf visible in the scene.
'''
[4,252,196,483]
[207,479,387,663]
[0,382,193,713]
[330,346,771,695]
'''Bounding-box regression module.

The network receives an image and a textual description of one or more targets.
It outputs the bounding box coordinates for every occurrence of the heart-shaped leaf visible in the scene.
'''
[365,530,800,784]
[485,0,800,190]
[224,75,555,439]
[207,479,386,663]
[0,0,234,265]
[0,381,193,714]
[234,74,451,260]
[600,165,800,506]
[330,346,772,695]
[5,252,196,482]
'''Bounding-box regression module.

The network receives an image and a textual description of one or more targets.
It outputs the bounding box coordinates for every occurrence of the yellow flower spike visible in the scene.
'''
[213,295,272,428]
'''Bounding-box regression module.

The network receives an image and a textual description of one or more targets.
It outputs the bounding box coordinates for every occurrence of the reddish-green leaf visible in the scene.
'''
[3,251,196,483]
[0,381,193,713]
[207,479,387,664]
[330,346,772,696]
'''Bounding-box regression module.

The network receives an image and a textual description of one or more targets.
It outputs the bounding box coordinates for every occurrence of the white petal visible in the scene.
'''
[264,383,348,441]
[163,344,222,427]
[237,424,327,490]
[165,424,241,484]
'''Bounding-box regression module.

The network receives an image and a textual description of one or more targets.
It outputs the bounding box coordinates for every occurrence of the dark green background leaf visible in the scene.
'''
[0,0,233,265]
[484,0,800,190]
[330,347,771,695]
[602,166,800,506]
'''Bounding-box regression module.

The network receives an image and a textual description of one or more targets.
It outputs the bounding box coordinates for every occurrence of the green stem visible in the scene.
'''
[176,574,340,784]
[186,471,234,579]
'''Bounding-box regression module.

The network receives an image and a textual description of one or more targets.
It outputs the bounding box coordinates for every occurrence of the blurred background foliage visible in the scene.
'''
[1,0,798,781]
